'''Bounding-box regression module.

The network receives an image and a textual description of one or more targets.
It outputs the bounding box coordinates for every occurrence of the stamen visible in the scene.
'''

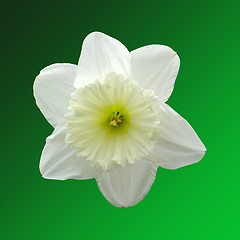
[109,112,123,127]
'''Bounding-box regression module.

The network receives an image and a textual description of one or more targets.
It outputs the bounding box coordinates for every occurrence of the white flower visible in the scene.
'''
[34,32,206,208]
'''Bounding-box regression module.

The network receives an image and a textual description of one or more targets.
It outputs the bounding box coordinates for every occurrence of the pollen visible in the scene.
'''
[109,112,123,127]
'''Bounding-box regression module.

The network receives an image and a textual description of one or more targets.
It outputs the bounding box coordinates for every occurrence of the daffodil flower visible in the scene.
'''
[34,32,206,207]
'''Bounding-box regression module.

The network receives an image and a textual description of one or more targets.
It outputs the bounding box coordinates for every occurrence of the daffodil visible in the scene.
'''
[34,32,206,207]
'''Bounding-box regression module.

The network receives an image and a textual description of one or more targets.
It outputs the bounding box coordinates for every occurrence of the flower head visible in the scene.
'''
[34,32,206,207]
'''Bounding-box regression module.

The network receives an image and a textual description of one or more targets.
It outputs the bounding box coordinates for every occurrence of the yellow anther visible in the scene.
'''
[109,112,123,127]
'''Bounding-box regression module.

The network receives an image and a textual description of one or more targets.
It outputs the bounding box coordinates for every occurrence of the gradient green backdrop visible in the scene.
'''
[1,0,239,239]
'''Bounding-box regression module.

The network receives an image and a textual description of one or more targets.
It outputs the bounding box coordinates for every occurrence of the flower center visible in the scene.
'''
[65,73,160,170]
[109,112,123,127]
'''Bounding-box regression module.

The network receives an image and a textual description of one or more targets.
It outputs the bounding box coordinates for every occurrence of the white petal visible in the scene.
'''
[75,32,131,88]
[131,45,180,102]
[40,122,102,180]
[33,63,77,127]
[147,103,206,169]
[96,161,157,207]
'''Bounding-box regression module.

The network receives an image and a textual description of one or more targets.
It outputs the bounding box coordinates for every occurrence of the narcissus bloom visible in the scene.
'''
[34,32,206,207]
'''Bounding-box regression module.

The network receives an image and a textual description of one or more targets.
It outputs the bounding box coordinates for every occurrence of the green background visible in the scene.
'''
[1,0,239,239]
